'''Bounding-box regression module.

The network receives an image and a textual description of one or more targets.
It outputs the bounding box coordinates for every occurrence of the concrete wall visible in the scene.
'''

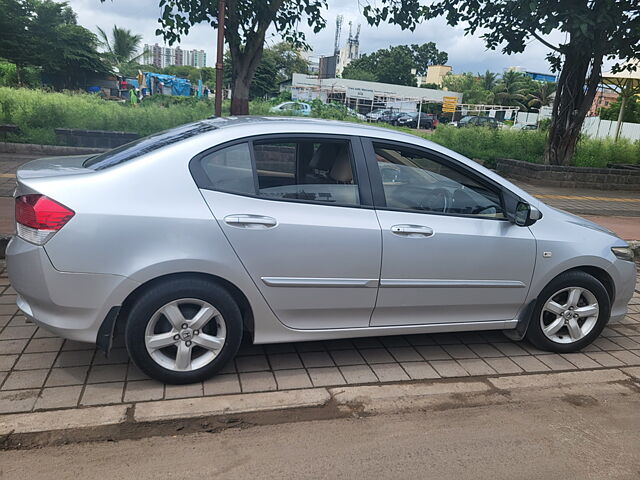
[495,158,640,191]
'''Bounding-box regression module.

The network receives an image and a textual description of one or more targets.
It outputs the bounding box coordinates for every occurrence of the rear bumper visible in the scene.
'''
[6,236,139,344]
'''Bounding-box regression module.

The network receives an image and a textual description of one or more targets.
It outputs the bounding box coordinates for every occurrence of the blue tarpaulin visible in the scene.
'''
[144,72,191,97]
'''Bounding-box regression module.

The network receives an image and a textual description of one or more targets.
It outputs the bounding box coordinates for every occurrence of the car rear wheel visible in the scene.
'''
[125,277,243,384]
[526,271,610,352]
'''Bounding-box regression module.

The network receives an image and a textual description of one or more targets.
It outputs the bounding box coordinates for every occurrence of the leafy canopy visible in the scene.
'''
[0,0,108,86]
[342,42,447,86]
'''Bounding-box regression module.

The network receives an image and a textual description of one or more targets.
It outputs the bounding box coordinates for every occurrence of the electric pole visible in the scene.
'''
[214,0,225,117]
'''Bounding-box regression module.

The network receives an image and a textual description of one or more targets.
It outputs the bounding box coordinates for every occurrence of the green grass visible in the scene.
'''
[0,87,214,144]
[1,86,638,168]
[428,125,640,168]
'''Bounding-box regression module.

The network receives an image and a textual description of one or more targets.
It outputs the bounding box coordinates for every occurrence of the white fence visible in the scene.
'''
[515,112,640,142]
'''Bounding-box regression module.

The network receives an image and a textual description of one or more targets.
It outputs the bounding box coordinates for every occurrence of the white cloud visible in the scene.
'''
[67,0,561,75]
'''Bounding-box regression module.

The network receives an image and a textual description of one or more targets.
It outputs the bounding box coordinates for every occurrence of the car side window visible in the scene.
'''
[253,140,360,206]
[374,143,505,218]
[198,142,255,195]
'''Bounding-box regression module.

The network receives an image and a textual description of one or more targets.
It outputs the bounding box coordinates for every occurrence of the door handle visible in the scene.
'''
[391,224,434,238]
[224,214,277,229]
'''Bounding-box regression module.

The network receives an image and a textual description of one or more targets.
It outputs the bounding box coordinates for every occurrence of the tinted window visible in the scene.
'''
[84,122,217,170]
[374,144,504,218]
[199,143,255,194]
[253,140,360,206]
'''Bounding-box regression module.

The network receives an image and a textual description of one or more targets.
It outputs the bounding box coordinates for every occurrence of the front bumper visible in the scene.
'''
[6,236,139,344]
[608,258,637,323]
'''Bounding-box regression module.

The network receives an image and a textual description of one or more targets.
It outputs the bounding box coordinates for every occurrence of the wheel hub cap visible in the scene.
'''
[540,286,599,344]
[144,298,227,372]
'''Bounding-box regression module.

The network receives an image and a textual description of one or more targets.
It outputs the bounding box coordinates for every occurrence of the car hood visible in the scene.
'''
[549,207,619,238]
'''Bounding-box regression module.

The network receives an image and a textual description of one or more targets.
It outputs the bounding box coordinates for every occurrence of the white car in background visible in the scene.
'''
[269,101,311,116]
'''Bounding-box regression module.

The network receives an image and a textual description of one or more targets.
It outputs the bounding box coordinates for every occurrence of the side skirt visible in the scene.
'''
[253,319,519,344]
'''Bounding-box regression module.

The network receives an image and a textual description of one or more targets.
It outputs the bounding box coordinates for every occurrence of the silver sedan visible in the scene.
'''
[6,117,636,384]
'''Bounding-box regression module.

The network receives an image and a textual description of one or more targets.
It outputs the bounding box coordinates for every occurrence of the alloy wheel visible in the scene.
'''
[144,298,227,371]
[539,287,599,344]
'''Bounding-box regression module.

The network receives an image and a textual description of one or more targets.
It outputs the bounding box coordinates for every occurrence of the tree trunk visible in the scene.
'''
[544,48,603,166]
[229,43,265,115]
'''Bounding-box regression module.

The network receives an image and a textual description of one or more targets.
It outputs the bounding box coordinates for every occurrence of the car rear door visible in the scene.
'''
[192,134,381,330]
[362,138,536,327]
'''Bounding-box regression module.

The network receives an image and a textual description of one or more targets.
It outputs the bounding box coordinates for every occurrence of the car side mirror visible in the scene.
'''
[503,190,542,226]
[514,202,542,227]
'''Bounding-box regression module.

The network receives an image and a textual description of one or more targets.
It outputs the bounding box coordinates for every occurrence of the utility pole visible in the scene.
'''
[214,0,225,117]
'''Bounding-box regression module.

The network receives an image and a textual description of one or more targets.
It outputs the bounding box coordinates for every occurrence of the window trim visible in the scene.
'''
[189,133,374,209]
[360,137,509,221]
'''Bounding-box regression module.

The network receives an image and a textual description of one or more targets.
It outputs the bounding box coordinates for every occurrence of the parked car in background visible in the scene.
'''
[458,115,499,129]
[512,123,538,131]
[269,101,311,116]
[395,112,438,129]
[7,117,636,384]
[377,111,404,125]
[366,108,393,122]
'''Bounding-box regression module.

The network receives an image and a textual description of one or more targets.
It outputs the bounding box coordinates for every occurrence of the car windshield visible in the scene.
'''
[84,121,217,170]
[459,116,475,124]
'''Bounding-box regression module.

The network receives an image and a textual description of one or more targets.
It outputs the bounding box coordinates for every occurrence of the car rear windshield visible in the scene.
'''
[84,121,217,170]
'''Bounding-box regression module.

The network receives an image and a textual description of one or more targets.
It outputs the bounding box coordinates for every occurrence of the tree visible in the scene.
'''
[601,96,640,124]
[150,0,432,115]
[406,0,640,165]
[342,45,417,86]
[97,25,144,70]
[478,70,498,91]
[410,42,448,75]
[150,0,327,114]
[0,0,108,87]
[527,81,556,111]
[493,71,530,109]
[441,73,494,104]
[341,67,377,82]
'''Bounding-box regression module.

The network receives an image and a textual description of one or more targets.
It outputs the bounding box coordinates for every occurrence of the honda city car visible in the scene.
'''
[6,117,636,384]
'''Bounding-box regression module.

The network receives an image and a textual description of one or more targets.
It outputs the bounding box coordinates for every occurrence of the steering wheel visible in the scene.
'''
[472,205,499,215]
[417,188,452,213]
[391,186,452,213]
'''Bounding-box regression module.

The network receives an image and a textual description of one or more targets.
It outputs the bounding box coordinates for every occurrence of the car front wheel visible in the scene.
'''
[526,271,610,353]
[125,277,243,384]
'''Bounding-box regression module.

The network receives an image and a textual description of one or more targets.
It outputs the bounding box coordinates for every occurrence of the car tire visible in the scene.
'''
[125,277,243,384]
[525,271,610,353]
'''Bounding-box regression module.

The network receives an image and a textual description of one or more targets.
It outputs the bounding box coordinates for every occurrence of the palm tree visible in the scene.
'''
[97,25,144,69]
[527,81,556,111]
[493,71,530,110]
[478,70,498,91]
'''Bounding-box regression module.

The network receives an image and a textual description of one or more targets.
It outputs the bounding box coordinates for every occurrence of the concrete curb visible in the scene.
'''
[1,367,637,446]
[134,388,331,423]
[0,142,106,156]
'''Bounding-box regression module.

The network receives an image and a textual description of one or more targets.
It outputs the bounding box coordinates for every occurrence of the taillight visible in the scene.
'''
[15,194,74,245]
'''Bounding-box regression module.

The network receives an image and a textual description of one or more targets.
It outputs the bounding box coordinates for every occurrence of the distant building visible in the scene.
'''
[143,44,207,68]
[288,73,462,113]
[506,66,556,83]
[590,87,619,115]
[415,65,452,87]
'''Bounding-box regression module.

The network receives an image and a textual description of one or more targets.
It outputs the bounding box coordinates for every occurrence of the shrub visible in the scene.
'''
[428,125,639,168]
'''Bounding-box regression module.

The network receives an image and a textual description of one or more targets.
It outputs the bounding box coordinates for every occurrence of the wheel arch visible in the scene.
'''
[507,264,615,342]
[113,272,254,345]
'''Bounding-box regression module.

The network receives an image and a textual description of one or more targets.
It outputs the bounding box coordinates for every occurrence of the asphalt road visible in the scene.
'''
[2,386,639,480]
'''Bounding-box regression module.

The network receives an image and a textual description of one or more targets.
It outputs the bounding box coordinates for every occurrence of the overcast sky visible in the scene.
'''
[69,0,563,75]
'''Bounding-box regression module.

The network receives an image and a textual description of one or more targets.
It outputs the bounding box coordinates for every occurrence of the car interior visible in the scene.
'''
[375,146,505,218]
[254,141,360,206]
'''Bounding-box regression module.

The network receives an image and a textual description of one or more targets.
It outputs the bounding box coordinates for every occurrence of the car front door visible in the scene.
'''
[193,135,381,330]
[363,139,536,327]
